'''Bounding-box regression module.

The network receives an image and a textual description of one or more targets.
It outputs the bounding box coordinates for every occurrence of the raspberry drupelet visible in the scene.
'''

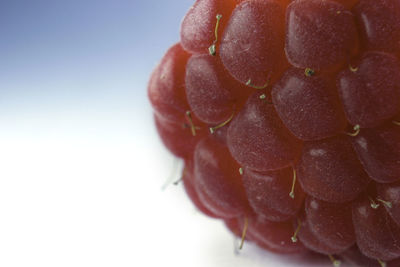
[148,0,400,266]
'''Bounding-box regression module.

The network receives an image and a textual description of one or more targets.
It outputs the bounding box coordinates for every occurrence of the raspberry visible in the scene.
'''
[148,0,400,266]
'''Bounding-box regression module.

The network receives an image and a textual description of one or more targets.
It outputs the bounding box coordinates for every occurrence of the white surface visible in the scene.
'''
[0,106,336,267]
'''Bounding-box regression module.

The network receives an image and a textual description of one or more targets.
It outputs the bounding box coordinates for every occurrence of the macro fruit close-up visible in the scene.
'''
[148,0,400,266]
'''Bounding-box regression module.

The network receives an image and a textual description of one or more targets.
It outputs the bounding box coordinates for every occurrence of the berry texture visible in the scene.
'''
[148,0,400,266]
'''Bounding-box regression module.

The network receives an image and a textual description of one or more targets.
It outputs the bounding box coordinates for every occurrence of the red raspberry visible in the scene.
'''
[148,0,400,266]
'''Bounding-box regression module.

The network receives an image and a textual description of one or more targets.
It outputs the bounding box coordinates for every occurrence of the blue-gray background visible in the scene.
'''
[0,1,330,266]
[0,0,192,139]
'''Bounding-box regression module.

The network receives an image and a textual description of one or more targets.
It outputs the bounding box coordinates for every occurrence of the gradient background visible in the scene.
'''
[0,1,333,266]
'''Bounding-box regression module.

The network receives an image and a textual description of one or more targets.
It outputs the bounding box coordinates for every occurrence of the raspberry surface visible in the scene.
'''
[148,0,400,266]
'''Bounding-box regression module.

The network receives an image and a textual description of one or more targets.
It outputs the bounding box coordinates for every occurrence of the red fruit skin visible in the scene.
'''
[354,0,400,54]
[223,216,303,254]
[195,185,241,219]
[295,213,343,255]
[242,167,305,222]
[352,194,400,261]
[351,123,400,183]
[337,52,400,128]
[341,245,400,267]
[340,245,382,267]
[285,0,358,70]
[182,161,219,219]
[194,135,251,218]
[333,0,359,9]
[180,0,236,54]
[296,135,369,203]
[154,114,205,159]
[220,0,286,86]
[389,258,400,267]
[244,216,306,254]
[148,44,191,122]
[305,196,355,252]
[272,67,347,141]
[377,182,400,226]
[185,54,235,125]
[151,0,400,264]
[227,91,302,172]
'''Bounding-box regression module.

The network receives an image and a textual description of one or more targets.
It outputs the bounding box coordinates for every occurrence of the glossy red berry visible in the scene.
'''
[352,122,400,183]
[337,51,400,128]
[305,196,355,252]
[296,135,369,203]
[352,194,400,261]
[185,54,236,124]
[193,135,250,218]
[285,0,358,70]
[245,216,306,254]
[148,44,190,122]
[354,0,400,54]
[220,0,286,86]
[242,167,304,222]
[272,67,347,140]
[227,91,301,172]
[180,0,236,54]
[182,160,219,219]
[149,0,400,264]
